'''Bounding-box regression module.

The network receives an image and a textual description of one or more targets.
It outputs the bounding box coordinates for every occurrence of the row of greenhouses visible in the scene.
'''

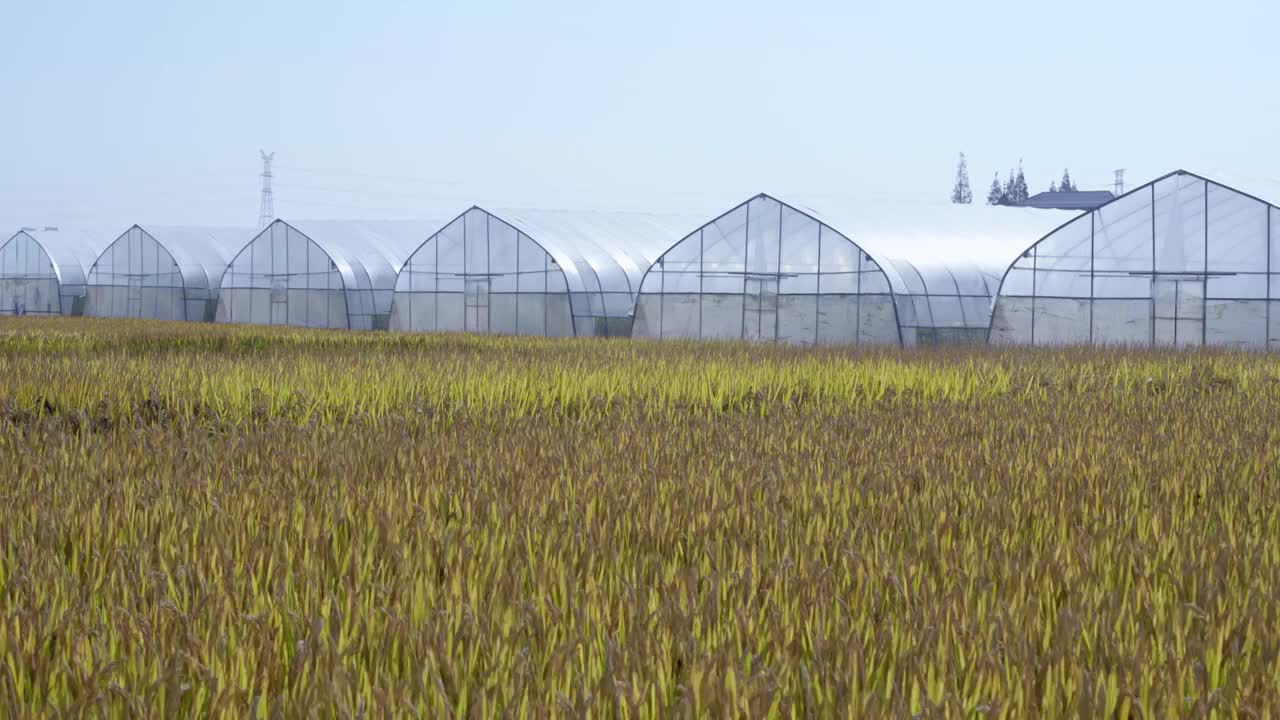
[4,170,1279,348]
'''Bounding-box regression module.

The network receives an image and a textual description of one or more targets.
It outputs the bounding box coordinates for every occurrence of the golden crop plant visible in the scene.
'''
[1,317,1278,717]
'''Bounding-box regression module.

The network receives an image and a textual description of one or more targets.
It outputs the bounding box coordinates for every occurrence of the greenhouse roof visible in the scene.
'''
[136,225,253,269]
[483,207,706,296]
[4,227,116,287]
[114,225,256,290]
[777,195,1078,269]
[1203,172,1280,207]
[770,195,1078,295]
[261,219,454,290]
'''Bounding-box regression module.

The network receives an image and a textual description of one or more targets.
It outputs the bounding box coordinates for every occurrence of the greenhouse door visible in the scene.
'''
[127,277,143,317]
[744,276,779,342]
[1152,276,1204,346]
[270,280,288,325]
[9,284,24,315]
[465,278,490,332]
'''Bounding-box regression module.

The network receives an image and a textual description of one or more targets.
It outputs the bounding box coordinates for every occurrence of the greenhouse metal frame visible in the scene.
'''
[0,228,113,316]
[632,193,1073,346]
[390,206,698,337]
[989,170,1280,348]
[85,225,251,321]
[216,219,444,330]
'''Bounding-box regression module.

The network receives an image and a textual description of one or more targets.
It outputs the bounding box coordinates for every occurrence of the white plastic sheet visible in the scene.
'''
[216,219,447,330]
[86,225,253,321]
[634,194,1073,346]
[990,170,1280,349]
[391,207,701,337]
[0,228,114,316]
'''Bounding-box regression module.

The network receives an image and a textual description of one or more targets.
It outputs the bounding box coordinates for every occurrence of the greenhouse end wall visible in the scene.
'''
[390,208,577,337]
[990,171,1280,349]
[86,227,192,321]
[0,229,107,317]
[0,233,64,316]
[86,226,247,322]
[391,206,691,338]
[632,195,900,346]
[216,222,366,330]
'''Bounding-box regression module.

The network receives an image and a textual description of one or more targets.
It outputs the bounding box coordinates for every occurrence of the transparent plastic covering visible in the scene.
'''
[633,194,1073,346]
[391,207,700,337]
[990,170,1280,349]
[0,228,113,316]
[216,219,446,330]
[86,225,253,321]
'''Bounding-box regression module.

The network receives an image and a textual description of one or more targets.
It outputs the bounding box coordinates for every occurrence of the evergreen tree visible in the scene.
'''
[1060,168,1075,193]
[951,152,973,204]
[1002,168,1017,206]
[1013,162,1029,203]
[1049,181,1058,193]
[987,173,1004,205]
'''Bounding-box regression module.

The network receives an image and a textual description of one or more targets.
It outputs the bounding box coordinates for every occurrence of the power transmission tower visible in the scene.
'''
[258,150,276,229]
[1114,169,1126,196]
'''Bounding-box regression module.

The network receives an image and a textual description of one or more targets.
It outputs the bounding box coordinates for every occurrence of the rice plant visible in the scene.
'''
[1,317,1278,717]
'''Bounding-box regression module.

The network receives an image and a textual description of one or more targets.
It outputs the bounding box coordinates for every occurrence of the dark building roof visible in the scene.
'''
[1019,190,1115,211]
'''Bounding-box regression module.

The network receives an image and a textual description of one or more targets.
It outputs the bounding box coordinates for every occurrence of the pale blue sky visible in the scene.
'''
[2,0,1277,229]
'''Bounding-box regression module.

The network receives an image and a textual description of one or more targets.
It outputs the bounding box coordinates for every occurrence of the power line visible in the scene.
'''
[272,181,458,201]
[273,164,460,187]
[271,197,451,215]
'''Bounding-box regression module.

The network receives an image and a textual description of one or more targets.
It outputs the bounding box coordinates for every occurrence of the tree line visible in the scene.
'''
[951,153,1078,206]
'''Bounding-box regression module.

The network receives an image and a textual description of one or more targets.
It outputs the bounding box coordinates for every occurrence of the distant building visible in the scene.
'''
[1019,190,1115,211]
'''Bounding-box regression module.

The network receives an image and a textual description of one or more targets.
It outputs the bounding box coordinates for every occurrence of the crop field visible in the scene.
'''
[1,318,1279,717]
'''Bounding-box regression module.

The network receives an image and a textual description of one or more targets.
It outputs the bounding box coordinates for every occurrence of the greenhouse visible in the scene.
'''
[989,170,1280,348]
[632,193,1072,345]
[0,227,113,316]
[215,219,443,330]
[85,225,252,321]
[390,206,698,337]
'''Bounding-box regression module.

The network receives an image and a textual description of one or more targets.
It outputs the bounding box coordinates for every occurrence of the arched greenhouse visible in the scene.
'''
[632,194,1072,345]
[85,225,251,321]
[989,170,1280,348]
[0,227,113,316]
[215,219,444,330]
[390,206,697,337]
